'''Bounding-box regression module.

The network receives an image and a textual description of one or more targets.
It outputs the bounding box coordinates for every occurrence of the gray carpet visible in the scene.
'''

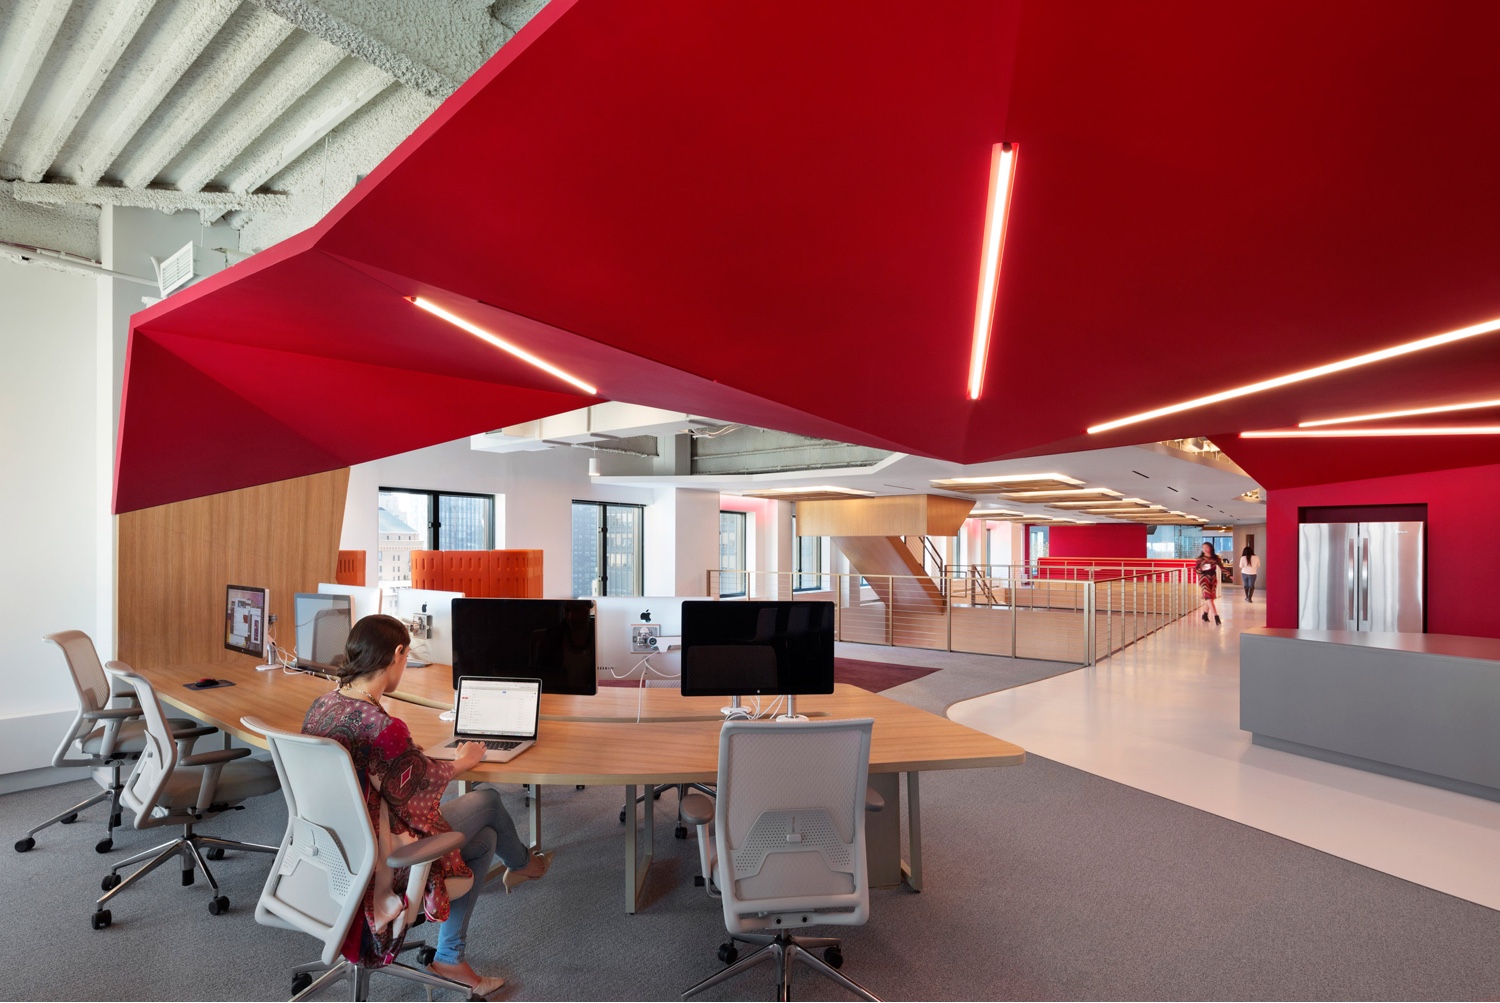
[6,664,1500,1001]
[835,643,1082,714]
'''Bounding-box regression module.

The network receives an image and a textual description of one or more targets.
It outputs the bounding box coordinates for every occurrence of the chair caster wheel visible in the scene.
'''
[717,943,738,964]
[291,972,313,994]
[652,789,663,800]
[101,873,121,891]
[91,909,111,930]
[205,847,225,860]
[60,813,79,825]
[576,784,585,790]
[675,825,688,840]
[823,946,843,969]
[694,875,705,887]
[418,946,437,965]
[14,837,35,853]
[619,809,627,825]
[94,838,112,854]
[208,895,229,915]
[181,869,195,886]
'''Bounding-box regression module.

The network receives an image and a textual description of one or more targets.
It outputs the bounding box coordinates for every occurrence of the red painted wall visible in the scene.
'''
[1046,524,1147,560]
[1267,461,1500,639]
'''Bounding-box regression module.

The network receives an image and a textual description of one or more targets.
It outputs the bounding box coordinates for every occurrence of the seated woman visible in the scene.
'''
[302,614,551,996]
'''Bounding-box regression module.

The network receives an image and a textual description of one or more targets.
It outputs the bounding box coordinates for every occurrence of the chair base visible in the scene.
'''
[93,824,277,925]
[682,931,880,1002]
[289,944,480,1002]
[17,763,125,853]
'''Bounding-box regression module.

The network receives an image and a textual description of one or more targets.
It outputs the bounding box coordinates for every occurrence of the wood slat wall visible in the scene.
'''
[117,469,350,669]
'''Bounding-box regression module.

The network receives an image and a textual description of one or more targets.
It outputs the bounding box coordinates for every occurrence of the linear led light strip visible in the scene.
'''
[967,142,1018,401]
[408,296,598,395]
[936,472,1081,486]
[1299,397,1500,427]
[1086,315,1500,434]
[1242,426,1500,438]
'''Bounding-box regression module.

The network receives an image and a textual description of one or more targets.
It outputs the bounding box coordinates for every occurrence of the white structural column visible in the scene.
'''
[0,0,74,155]
[58,0,240,187]
[115,6,295,189]
[5,0,156,182]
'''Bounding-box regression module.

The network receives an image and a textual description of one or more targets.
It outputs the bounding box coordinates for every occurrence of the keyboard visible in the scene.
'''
[481,740,521,751]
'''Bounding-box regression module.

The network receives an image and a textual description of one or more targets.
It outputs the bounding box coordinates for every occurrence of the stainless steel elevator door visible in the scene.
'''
[1298,522,1355,630]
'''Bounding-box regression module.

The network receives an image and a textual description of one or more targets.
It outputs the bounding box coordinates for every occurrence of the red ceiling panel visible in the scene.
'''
[115,0,1500,511]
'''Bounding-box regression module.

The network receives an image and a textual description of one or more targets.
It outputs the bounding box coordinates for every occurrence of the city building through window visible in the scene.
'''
[572,501,644,597]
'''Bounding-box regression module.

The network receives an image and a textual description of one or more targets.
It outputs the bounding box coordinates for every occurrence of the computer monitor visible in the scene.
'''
[224,585,268,658]
[592,596,686,680]
[315,582,382,621]
[451,598,598,695]
[679,600,836,697]
[293,593,353,674]
[391,588,465,665]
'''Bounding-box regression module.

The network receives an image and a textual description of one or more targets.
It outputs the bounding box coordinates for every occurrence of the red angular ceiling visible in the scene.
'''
[115,0,1500,512]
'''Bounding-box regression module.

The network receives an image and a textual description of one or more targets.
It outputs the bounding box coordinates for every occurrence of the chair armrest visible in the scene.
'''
[180,747,251,767]
[170,725,219,741]
[865,786,884,812]
[84,707,142,721]
[387,831,465,869]
[681,792,715,827]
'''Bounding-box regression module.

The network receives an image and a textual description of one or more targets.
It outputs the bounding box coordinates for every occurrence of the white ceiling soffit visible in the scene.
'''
[0,0,548,253]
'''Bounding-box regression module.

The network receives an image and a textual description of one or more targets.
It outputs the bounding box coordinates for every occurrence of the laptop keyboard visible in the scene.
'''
[481,740,522,751]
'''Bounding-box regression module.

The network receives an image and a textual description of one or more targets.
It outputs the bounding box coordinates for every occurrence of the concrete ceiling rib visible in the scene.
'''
[56,0,240,187]
[0,0,74,159]
[249,0,459,99]
[161,31,346,193]
[4,0,156,183]
[218,60,392,195]
[114,5,295,190]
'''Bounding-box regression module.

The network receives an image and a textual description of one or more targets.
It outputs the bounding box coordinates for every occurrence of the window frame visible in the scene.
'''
[718,510,748,598]
[791,514,825,593]
[572,500,646,598]
[378,487,496,550]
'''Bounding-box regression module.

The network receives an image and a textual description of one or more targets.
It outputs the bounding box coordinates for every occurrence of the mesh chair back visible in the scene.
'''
[244,717,375,967]
[311,608,352,665]
[42,631,110,763]
[103,665,177,823]
[715,718,874,934]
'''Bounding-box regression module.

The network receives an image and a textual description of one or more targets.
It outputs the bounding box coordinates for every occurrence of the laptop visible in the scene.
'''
[427,676,542,763]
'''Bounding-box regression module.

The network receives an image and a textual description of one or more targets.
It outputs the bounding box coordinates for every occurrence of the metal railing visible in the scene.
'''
[706,565,1199,666]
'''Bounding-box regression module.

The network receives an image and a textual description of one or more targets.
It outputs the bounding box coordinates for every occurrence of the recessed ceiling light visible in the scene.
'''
[1086,314,1500,434]
[967,142,1018,401]
[1298,397,1500,427]
[1241,426,1500,438]
[409,296,598,395]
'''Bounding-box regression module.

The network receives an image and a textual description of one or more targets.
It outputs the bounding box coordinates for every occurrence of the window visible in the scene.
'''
[719,511,747,597]
[377,488,495,588]
[1027,524,1049,562]
[572,501,644,597]
[792,515,824,592]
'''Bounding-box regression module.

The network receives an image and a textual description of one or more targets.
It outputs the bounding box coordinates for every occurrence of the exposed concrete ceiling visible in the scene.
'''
[0,0,547,260]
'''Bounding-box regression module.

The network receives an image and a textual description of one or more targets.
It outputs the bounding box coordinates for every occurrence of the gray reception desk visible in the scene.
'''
[1240,627,1500,801]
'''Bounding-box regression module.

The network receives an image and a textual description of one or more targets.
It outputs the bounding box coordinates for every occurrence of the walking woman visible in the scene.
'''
[1239,545,1261,603]
[302,615,552,996]
[1196,541,1222,625]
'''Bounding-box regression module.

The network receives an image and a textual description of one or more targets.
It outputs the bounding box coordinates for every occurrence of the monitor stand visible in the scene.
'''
[720,696,751,720]
[776,694,808,722]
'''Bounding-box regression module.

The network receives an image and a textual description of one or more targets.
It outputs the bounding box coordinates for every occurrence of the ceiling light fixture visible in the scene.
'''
[967,142,1018,401]
[1241,426,1500,438]
[409,296,599,395]
[934,472,1081,487]
[1086,315,1500,434]
[1298,398,1500,427]
[741,485,877,497]
[1001,488,1122,499]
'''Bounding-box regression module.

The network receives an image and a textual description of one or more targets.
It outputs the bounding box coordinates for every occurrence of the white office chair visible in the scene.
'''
[14,631,194,855]
[243,716,480,1002]
[681,717,882,1002]
[91,664,280,929]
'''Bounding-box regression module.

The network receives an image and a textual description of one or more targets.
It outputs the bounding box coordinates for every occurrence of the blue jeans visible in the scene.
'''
[1243,574,1257,599]
[433,786,530,965]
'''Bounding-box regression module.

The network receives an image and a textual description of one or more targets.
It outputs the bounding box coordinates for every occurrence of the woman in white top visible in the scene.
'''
[1239,546,1261,602]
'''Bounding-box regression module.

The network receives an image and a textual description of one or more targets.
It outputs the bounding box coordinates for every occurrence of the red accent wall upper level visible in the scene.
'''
[1047,524,1147,560]
[1267,461,1500,639]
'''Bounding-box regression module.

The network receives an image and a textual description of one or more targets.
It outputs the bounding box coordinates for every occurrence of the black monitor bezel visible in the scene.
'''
[679,600,836,698]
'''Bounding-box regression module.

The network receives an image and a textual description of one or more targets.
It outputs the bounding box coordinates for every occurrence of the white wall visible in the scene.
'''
[342,440,724,599]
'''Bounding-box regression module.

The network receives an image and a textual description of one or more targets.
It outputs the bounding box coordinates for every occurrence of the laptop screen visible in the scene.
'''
[455,677,541,739]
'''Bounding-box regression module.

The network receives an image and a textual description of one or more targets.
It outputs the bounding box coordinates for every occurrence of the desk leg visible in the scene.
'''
[900,772,923,892]
[624,784,655,914]
[529,784,542,849]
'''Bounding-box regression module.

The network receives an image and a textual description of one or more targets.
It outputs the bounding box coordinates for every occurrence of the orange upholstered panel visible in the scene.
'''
[410,550,446,591]
[491,549,543,598]
[444,550,492,598]
[335,550,366,586]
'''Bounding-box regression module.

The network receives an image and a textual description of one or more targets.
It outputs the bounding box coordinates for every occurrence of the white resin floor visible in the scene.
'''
[949,589,1500,911]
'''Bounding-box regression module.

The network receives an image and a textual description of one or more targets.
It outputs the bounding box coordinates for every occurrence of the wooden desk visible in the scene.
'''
[138,660,1026,912]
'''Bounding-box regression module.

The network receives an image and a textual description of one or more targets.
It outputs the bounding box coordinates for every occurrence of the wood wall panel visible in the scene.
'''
[797,495,975,537]
[117,469,350,669]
